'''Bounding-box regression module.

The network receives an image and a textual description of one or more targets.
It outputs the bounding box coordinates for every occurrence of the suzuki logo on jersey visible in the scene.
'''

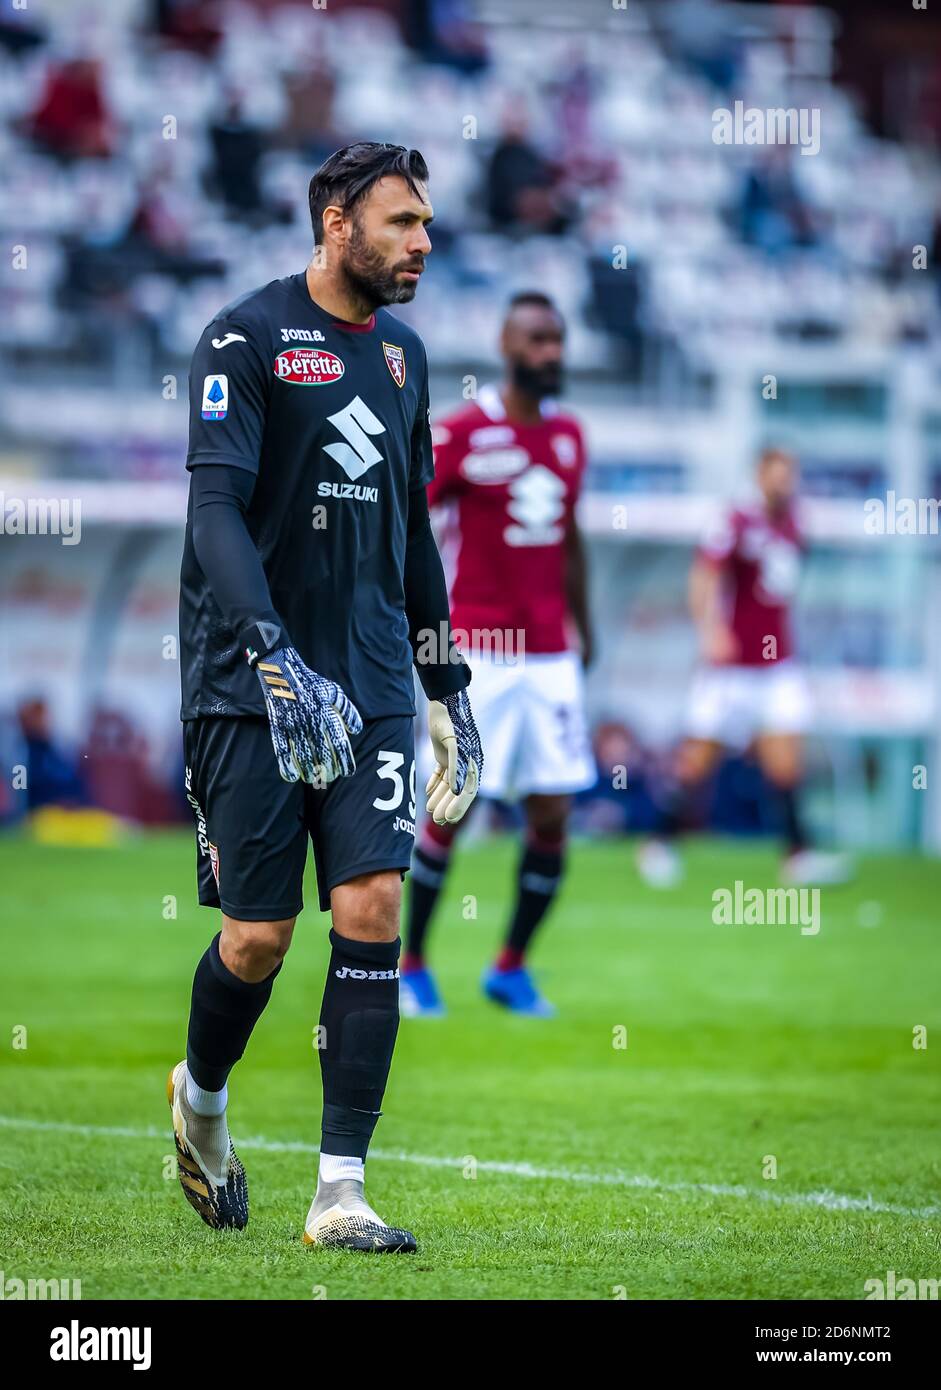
[382,341,406,388]
[324,395,386,482]
[201,374,228,420]
[274,347,345,385]
[756,536,800,603]
[318,481,379,502]
[740,522,800,604]
[505,465,566,546]
[280,327,325,342]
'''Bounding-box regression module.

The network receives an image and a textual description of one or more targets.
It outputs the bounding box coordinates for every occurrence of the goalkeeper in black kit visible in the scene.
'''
[170,143,482,1253]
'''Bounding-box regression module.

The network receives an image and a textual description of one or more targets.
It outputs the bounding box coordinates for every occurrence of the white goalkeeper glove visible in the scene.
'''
[425,689,483,825]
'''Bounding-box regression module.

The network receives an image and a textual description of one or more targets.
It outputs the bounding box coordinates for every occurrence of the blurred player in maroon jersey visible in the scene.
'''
[402,292,595,1016]
[638,446,849,889]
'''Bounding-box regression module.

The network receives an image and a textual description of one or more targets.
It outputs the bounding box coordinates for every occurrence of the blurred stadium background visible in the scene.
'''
[1,0,940,854]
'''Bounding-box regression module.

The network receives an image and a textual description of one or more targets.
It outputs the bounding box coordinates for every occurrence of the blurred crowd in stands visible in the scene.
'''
[1,0,939,381]
[0,695,815,843]
[0,697,182,826]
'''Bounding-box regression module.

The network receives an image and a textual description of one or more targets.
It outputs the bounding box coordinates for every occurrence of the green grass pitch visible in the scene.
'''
[1,830,939,1301]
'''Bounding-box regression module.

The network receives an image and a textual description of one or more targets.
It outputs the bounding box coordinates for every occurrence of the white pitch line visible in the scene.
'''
[0,1114,937,1221]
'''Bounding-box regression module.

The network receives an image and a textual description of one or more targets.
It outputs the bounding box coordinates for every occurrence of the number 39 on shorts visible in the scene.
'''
[373,750,417,818]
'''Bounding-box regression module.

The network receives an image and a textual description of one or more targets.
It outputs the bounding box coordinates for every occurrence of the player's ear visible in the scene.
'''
[321,203,346,246]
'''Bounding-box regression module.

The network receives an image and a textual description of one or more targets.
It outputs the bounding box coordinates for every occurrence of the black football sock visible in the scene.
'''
[186,932,281,1092]
[774,784,809,855]
[404,821,459,965]
[499,835,565,966]
[651,782,687,838]
[318,930,401,1160]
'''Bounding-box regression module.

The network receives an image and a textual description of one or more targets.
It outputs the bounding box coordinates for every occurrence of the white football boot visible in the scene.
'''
[167,1061,248,1231]
[303,1176,416,1253]
[781,849,853,886]
[636,838,684,889]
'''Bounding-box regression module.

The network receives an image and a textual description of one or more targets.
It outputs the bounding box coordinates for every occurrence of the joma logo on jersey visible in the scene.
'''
[274,348,344,384]
[318,481,378,502]
[280,327,325,343]
[334,966,400,981]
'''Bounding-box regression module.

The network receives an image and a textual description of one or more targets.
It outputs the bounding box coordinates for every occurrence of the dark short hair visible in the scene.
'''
[507,291,559,315]
[308,142,428,243]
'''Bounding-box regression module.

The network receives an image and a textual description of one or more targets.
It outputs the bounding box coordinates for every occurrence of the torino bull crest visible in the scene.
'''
[382,341,406,388]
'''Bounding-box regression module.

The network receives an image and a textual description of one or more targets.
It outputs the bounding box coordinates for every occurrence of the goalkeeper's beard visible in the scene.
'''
[340,221,422,310]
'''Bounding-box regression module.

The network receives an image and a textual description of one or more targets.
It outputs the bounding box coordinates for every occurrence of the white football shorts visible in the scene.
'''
[420,649,596,802]
[685,660,812,749]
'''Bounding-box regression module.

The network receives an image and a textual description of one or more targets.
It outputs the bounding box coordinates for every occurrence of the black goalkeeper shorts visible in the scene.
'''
[183,714,417,918]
